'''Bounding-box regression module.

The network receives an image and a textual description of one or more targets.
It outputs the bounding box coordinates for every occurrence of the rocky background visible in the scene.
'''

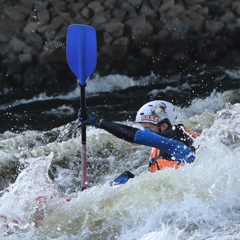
[1,0,240,92]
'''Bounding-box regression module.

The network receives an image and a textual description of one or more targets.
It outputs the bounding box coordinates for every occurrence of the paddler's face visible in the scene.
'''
[141,122,160,133]
[159,122,169,132]
[141,122,169,133]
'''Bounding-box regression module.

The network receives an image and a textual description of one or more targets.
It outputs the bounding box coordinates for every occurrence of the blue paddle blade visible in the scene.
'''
[66,24,97,85]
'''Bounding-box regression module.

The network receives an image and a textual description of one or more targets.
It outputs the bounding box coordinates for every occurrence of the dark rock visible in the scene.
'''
[207,2,225,16]
[0,0,239,91]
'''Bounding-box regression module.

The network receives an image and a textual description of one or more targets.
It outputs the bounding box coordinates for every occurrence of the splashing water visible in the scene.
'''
[0,86,240,239]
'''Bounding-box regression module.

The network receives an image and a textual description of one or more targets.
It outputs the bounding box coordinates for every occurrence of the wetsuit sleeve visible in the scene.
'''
[134,129,195,163]
[100,120,138,142]
[100,121,195,164]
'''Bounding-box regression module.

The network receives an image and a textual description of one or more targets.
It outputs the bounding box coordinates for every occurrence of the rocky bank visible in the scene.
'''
[0,0,240,91]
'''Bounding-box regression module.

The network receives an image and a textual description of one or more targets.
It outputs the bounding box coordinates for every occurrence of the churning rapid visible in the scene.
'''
[0,71,240,239]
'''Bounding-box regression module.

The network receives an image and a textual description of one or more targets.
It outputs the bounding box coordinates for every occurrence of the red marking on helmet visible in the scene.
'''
[141,115,159,122]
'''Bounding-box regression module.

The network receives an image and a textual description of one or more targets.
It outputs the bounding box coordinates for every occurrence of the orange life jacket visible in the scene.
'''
[149,127,198,173]
[184,127,198,138]
[149,148,179,172]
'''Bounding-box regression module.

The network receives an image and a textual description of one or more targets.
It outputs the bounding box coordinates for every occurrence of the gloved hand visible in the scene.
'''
[78,107,101,128]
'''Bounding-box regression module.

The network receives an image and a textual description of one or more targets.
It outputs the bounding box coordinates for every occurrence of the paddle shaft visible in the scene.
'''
[80,83,87,190]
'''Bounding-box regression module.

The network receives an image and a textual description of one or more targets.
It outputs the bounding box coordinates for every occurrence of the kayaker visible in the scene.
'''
[78,100,198,184]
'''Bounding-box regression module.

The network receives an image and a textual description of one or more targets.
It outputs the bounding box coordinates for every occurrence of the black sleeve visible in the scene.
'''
[100,120,139,142]
[158,125,195,149]
[157,130,179,140]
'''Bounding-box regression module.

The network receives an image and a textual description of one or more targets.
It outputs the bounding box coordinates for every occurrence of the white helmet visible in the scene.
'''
[135,100,177,126]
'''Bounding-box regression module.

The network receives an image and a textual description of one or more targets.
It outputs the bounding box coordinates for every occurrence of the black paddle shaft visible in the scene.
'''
[80,83,87,143]
[80,83,87,190]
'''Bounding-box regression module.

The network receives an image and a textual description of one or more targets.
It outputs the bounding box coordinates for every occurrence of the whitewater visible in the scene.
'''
[0,72,240,240]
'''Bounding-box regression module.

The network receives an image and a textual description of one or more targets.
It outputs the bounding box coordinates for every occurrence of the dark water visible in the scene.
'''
[1,65,239,134]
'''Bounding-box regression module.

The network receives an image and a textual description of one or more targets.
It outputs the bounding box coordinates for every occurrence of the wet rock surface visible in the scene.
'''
[0,0,240,92]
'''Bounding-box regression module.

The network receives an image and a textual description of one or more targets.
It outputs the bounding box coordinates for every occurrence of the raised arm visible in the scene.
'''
[78,107,195,163]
